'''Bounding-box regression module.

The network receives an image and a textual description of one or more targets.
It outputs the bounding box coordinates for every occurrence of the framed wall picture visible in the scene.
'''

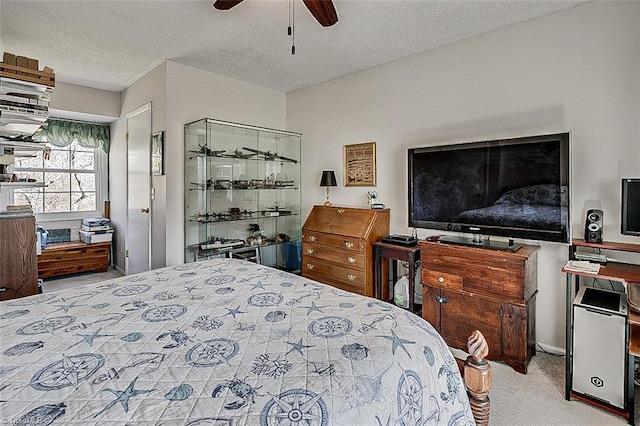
[152,131,164,176]
[344,141,376,186]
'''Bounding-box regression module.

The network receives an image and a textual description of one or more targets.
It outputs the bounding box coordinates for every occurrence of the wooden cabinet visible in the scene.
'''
[38,241,110,279]
[420,240,540,374]
[0,214,38,300]
[302,206,389,296]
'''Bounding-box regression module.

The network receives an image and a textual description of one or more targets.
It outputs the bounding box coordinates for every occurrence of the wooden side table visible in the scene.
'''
[372,241,421,312]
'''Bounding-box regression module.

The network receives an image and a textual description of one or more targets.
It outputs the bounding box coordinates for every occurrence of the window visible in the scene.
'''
[12,139,107,218]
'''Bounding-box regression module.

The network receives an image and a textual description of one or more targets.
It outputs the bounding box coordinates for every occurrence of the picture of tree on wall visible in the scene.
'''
[344,142,376,187]
[152,131,164,176]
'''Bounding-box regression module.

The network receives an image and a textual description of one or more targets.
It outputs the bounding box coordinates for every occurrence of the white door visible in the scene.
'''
[126,103,151,274]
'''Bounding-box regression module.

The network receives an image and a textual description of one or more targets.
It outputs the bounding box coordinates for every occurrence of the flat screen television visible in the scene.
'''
[408,132,570,249]
[622,178,640,236]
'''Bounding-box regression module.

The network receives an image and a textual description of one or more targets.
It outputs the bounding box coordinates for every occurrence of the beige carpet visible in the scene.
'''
[42,270,636,425]
[41,268,123,292]
[488,349,636,425]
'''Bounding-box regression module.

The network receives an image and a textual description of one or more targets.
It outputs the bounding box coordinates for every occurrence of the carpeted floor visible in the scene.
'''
[487,348,636,425]
[42,269,637,425]
[41,268,123,292]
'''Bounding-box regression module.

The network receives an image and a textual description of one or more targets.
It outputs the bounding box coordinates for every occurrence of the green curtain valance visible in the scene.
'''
[34,119,111,153]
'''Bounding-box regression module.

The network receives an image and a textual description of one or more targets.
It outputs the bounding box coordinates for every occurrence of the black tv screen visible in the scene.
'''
[408,132,570,244]
[622,178,640,236]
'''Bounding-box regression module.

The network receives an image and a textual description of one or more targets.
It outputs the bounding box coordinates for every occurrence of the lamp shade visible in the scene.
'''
[320,170,337,187]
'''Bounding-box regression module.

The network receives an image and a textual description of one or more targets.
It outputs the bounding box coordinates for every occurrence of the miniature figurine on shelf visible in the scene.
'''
[247,223,260,246]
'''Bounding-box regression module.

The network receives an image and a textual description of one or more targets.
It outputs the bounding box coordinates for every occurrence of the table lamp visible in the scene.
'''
[320,170,337,206]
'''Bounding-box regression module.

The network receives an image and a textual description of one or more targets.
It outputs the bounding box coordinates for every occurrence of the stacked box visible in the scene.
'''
[79,216,113,244]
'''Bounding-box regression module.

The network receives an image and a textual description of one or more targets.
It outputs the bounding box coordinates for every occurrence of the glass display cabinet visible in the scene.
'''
[184,118,302,271]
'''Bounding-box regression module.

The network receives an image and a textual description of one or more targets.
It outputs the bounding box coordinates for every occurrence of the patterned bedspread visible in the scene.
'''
[0,258,474,425]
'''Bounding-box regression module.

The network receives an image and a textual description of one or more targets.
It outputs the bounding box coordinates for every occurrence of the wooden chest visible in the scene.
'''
[302,206,389,296]
[38,241,110,279]
[419,240,539,373]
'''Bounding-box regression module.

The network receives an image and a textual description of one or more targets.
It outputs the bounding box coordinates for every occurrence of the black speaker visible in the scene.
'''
[584,209,603,243]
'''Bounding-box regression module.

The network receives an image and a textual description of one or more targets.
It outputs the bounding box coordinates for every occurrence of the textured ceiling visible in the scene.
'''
[0,0,588,93]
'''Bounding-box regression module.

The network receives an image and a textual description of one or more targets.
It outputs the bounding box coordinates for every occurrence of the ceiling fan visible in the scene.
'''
[213,0,338,27]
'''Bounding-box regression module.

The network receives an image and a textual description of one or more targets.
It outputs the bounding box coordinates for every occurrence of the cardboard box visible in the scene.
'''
[2,52,16,66]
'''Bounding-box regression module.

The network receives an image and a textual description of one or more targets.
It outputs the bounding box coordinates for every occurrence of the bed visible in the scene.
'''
[0,258,489,425]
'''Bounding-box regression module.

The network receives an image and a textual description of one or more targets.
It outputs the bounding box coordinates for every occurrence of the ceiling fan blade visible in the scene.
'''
[213,0,244,11]
[302,0,338,27]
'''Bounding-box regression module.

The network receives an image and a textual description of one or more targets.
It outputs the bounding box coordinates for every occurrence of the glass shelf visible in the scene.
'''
[184,118,301,271]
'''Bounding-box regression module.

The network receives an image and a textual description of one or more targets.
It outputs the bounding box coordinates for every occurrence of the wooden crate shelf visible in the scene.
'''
[1,53,55,87]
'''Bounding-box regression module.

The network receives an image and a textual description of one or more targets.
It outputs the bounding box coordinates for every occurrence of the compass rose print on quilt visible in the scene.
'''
[0,258,475,425]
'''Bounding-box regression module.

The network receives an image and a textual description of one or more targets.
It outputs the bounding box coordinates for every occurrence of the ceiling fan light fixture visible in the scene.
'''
[212,0,244,11]
[302,0,338,27]
[213,0,337,27]
[212,0,338,55]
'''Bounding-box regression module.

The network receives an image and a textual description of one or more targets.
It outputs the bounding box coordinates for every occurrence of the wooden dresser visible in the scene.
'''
[0,215,38,301]
[302,206,389,297]
[419,240,539,374]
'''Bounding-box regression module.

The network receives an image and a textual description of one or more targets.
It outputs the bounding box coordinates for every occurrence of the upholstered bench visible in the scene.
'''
[37,241,110,279]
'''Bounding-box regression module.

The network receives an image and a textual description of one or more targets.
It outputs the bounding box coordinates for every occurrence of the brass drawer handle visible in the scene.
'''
[438,276,445,283]
[347,274,356,281]
[347,257,356,264]
[306,263,314,270]
[309,236,317,242]
[306,248,314,254]
[337,209,345,213]
[344,242,354,249]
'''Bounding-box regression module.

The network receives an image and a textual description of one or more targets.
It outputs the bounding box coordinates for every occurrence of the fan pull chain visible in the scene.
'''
[288,0,292,35]
[289,0,295,55]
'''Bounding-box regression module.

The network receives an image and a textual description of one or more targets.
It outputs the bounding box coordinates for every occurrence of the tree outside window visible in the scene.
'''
[13,139,97,213]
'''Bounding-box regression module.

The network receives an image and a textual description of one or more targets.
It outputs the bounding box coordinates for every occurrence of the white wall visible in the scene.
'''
[100,60,286,271]
[164,61,287,265]
[49,82,120,121]
[287,1,640,350]
[110,63,167,272]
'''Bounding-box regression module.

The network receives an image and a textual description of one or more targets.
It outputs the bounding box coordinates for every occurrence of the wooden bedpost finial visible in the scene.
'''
[468,329,489,361]
[464,330,492,426]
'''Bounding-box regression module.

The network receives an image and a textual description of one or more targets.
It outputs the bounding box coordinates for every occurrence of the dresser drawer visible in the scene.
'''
[302,258,366,292]
[422,243,532,302]
[303,242,365,268]
[302,232,365,252]
[421,269,463,290]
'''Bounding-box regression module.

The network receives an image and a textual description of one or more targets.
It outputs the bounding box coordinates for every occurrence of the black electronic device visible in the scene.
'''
[584,209,603,243]
[408,132,570,245]
[622,178,640,236]
[381,234,418,246]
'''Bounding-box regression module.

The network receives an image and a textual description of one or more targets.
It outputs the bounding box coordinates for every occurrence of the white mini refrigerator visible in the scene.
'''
[572,286,628,409]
